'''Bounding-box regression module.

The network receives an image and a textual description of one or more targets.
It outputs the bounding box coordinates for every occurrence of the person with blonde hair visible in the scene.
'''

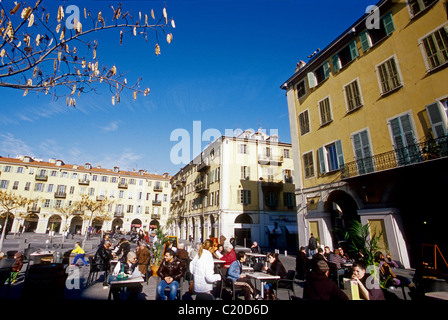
[189,239,221,299]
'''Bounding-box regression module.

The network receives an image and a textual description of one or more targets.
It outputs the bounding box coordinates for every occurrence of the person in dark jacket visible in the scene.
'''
[93,240,113,287]
[115,238,131,262]
[156,249,186,300]
[303,260,349,300]
[296,246,310,280]
[263,253,288,300]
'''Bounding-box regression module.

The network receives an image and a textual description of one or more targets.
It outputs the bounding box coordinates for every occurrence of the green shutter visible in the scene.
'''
[323,61,331,79]
[359,31,371,52]
[335,140,345,169]
[349,40,359,59]
[317,147,326,174]
[332,54,341,72]
[382,12,395,36]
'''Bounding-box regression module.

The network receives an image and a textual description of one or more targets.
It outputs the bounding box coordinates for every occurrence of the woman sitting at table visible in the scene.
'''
[351,261,385,300]
[262,253,287,300]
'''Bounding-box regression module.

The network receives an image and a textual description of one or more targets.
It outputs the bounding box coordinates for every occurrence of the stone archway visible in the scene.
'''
[69,215,83,235]
[112,218,123,232]
[47,214,62,233]
[234,213,253,247]
[324,190,359,247]
[24,213,39,232]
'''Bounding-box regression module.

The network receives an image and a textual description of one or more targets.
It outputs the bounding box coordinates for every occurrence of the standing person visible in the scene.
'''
[189,239,221,299]
[71,241,88,266]
[303,260,349,300]
[227,251,260,300]
[136,241,151,278]
[156,249,185,300]
[263,253,288,300]
[221,242,237,268]
[308,233,318,257]
[93,240,113,288]
[115,237,131,262]
[351,261,385,300]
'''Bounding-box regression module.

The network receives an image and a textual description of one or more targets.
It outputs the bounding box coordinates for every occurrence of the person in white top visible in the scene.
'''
[189,239,221,299]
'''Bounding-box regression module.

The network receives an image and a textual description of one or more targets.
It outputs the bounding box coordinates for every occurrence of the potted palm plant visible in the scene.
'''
[150,226,167,276]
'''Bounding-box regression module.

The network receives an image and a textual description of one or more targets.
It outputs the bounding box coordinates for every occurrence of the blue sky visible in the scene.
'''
[0,0,372,175]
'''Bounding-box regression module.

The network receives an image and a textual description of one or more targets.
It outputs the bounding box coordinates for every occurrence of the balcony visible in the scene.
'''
[73,210,84,215]
[118,182,128,189]
[197,161,210,172]
[28,205,41,213]
[260,178,283,190]
[151,214,161,220]
[35,174,48,181]
[96,195,105,201]
[54,192,67,198]
[153,185,163,192]
[258,155,284,165]
[114,211,124,218]
[78,179,90,185]
[152,200,162,206]
[341,136,448,179]
[195,182,209,193]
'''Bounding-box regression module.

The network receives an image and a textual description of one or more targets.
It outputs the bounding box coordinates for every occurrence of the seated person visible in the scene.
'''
[221,242,236,268]
[250,241,263,254]
[213,244,224,259]
[328,248,347,275]
[374,252,416,295]
[263,253,287,300]
[303,260,349,300]
[111,251,143,300]
[156,249,185,300]
[296,246,310,280]
[227,251,260,300]
[351,261,385,300]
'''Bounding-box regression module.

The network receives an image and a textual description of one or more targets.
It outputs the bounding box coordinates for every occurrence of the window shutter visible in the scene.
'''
[349,40,359,59]
[323,61,331,79]
[238,190,242,204]
[335,140,345,169]
[317,147,326,174]
[426,102,447,138]
[332,54,341,72]
[307,72,317,88]
[382,12,395,36]
[359,31,371,52]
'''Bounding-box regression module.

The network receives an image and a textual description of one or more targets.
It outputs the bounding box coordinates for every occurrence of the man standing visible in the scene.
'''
[93,240,113,288]
[308,233,318,257]
[157,249,185,300]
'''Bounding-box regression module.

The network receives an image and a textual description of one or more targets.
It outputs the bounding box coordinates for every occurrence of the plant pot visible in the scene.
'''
[150,265,160,277]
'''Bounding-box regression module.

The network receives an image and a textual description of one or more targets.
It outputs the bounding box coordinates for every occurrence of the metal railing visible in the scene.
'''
[341,136,448,179]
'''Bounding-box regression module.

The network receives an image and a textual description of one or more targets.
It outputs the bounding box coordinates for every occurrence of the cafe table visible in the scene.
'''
[30,250,54,264]
[213,259,226,272]
[245,253,267,266]
[107,274,144,300]
[246,271,280,299]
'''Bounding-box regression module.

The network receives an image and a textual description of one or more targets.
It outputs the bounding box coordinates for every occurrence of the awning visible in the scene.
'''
[284,225,298,234]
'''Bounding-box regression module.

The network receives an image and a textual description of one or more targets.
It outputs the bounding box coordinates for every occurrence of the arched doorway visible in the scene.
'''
[69,216,83,235]
[24,213,39,232]
[234,213,252,247]
[131,219,142,231]
[149,219,159,230]
[112,218,123,232]
[92,217,104,233]
[325,190,359,247]
[47,215,62,233]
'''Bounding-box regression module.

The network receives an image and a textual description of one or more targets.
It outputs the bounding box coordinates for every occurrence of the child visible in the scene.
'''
[9,251,24,283]
[71,241,88,266]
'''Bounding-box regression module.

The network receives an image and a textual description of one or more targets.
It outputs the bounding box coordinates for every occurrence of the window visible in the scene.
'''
[303,151,315,178]
[102,176,108,182]
[332,40,359,72]
[408,0,438,18]
[13,181,19,190]
[299,110,310,135]
[284,192,295,208]
[265,192,278,208]
[308,61,331,89]
[283,149,290,158]
[296,80,306,99]
[239,190,251,205]
[239,144,248,154]
[376,57,402,94]
[344,79,363,112]
[283,169,293,183]
[360,12,396,51]
[389,113,420,165]
[241,166,250,180]
[0,180,9,189]
[24,182,31,191]
[318,97,333,126]
[318,140,345,174]
[34,183,44,192]
[426,98,448,138]
[16,167,24,174]
[420,26,448,71]
[352,130,374,174]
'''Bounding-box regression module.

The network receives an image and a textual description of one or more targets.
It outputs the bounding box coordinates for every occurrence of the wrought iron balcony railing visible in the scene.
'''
[341,136,448,179]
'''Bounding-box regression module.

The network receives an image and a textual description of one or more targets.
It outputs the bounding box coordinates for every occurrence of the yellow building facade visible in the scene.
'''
[170,130,297,249]
[282,0,447,268]
[0,156,171,235]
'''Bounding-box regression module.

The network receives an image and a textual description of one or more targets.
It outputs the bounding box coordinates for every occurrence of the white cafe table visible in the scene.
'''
[246,271,280,299]
[108,275,144,300]
[30,250,54,264]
